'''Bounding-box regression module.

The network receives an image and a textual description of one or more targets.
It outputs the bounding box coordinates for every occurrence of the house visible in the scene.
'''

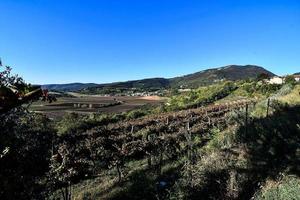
[294,75,300,82]
[268,76,284,84]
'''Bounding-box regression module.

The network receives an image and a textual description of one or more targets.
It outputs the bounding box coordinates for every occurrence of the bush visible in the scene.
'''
[166,81,237,111]
[126,109,148,120]
[0,110,54,199]
[285,75,296,85]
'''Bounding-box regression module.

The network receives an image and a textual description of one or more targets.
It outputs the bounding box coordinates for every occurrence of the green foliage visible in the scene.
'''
[0,63,55,199]
[285,75,296,85]
[238,82,281,98]
[0,110,54,199]
[56,112,127,135]
[0,65,25,87]
[250,84,293,117]
[204,127,237,152]
[126,109,149,120]
[166,81,237,111]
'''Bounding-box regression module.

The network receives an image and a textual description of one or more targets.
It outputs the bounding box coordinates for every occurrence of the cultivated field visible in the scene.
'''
[29,94,165,118]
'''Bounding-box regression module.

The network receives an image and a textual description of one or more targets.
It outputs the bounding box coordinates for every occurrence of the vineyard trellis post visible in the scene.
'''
[184,121,195,183]
[146,132,154,168]
[266,98,270,117]
[245,103,248,135]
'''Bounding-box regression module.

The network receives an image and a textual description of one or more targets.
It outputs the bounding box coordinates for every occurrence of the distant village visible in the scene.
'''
[101,89,166,97]
[94,74,300,97]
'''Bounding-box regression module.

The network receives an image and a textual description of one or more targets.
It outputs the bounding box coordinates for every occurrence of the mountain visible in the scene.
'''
[170,65,275,88]
[42,83,98,92]
[294,72,300,75]
[80,78,170,94]
[42,65,275,92]
[91,78,169,90]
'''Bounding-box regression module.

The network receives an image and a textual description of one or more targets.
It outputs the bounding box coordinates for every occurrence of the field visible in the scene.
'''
[30,93,165,118]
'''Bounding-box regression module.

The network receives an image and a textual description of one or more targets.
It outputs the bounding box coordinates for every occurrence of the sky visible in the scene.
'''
[0,0,299,84]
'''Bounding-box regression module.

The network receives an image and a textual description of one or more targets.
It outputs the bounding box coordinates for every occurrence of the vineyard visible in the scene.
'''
[1,62,300,200]
[50,99,255,199]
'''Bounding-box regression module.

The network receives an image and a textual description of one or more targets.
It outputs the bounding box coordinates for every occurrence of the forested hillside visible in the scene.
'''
[43,65,275,93]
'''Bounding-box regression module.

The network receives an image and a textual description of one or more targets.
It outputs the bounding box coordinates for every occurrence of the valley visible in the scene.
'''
[30,94,165,119]
[2,64,300,200]
[1,1,299,199]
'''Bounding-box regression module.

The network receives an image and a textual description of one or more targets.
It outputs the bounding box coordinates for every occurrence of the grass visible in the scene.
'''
[172,101,300,199]
[278,85,300,105]
[254,175,300,200]
[69,155,185,200]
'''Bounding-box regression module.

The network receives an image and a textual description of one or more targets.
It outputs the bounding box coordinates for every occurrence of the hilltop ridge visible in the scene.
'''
[42,65,275,92]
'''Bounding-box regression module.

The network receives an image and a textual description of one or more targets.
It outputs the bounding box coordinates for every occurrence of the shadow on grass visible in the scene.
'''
[184,105,300,200]
[235,105,300,199]
[107,161,182,200]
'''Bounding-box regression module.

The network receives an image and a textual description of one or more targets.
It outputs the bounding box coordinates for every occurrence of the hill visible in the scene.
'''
[294,72,300,75]
[42,83,98,92]
[170,65,275,88]
[85,77,169,91]
[43,65,275,92]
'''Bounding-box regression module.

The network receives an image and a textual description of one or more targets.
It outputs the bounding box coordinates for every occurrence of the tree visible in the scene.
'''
[0,109,54,199]
[0,59,56,113]
[0,60,56,199]
[256,73,271,81]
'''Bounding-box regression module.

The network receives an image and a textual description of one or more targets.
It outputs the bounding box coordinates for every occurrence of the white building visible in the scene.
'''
[294,75,300,82]
[268,76,284,84]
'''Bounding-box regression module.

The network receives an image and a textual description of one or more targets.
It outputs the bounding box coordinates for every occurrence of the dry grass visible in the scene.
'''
[278,85,300,105]
[254,175,300,200]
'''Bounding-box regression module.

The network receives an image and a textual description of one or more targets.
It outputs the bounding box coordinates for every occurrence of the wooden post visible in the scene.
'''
[51,134,54,156]
[245,104,248,135]
[131,125,134,134]
[185,123,194,182]
[266,98,270,117]
[147,133,152,167]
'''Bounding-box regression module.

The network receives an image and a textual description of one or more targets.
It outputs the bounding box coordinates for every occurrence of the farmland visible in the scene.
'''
[29,93,165,118]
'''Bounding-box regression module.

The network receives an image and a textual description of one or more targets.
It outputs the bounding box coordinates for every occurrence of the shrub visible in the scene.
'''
[126,109,148,120]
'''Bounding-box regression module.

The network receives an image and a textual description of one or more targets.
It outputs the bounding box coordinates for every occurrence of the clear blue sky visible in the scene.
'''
[0,0,299,84]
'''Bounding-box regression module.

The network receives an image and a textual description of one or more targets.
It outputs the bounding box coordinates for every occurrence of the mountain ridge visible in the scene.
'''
[42,65,276,92]
[42,83,98,92]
